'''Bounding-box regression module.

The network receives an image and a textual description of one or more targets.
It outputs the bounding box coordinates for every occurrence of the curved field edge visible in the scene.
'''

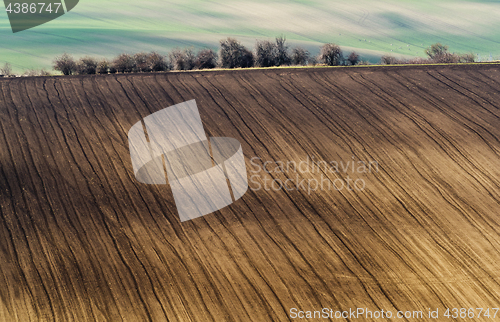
[10,62,500,79]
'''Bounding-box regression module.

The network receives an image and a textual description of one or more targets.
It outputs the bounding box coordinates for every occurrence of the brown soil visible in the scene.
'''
[0,64,500,321]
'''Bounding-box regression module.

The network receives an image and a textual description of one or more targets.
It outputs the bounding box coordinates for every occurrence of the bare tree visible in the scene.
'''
[97,60,110,74]
[1,63,12,76]
[147,52,169,71]
[291,47,309,66]
[219,38,254,68]
[134,52,151,72]
[112,54,136,73]
[53,53,77,75]
[380,55,398,65]
[347,52,360,66]
[76,57,98,75]
[318,43,343,66]
[425,43,448,61]
[254,40,277,67]
[254,36,291,67]
[459,53,475,63]
[169,48,195,71]
[195,49,217,69]
[275,36,291,66]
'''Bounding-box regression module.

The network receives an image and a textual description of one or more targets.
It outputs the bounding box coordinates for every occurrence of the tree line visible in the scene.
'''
[51,37,361,76]
[0,39,478,77]
[381,43,475,65]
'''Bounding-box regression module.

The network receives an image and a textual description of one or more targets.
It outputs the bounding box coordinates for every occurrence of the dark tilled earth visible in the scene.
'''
[0,64,500,321]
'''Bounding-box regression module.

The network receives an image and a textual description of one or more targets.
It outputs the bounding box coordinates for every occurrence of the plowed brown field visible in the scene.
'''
[0,64,500,321]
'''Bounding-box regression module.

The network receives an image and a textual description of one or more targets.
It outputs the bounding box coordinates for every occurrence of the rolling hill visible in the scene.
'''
[1,0,500,72]
[0,64,500,321]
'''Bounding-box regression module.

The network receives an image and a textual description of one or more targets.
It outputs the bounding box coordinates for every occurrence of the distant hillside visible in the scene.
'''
[1,0,500,72]
[0,64,500,320]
